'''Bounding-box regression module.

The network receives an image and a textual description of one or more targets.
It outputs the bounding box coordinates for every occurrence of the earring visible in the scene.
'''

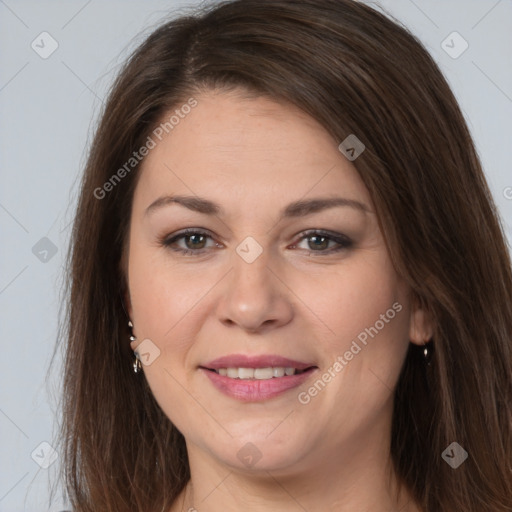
[128,320,142,374]
[423,340,434,367]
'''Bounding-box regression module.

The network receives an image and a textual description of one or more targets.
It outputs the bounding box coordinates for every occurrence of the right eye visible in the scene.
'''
[160,228,222,256]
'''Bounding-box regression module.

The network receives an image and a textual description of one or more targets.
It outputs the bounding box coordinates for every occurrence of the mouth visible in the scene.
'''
[198,355,319,401]
[200,366,317,379]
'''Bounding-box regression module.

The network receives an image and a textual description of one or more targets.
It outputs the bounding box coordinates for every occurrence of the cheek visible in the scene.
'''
[127,245,207,429]
[302,255,408,354]
[300,254,412,414]
[297,257,410,436]
[127,243,198,353]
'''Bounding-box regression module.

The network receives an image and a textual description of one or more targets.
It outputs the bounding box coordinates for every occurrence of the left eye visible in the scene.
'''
[160,229,352,256]
[292,230,353,253]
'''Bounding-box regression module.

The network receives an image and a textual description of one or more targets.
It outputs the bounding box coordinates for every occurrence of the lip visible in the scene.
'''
[199,353,318,402]
[202,354,315,371]
[200,367,318,402]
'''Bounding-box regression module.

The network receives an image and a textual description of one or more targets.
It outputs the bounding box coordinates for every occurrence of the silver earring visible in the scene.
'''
[423,340,433,367]
[128,320,142,374]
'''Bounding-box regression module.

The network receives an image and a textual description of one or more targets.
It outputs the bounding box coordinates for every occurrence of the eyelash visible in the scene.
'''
[159,228,353,256]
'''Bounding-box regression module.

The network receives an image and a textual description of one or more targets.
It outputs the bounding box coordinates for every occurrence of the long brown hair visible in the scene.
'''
[51,0,512,510]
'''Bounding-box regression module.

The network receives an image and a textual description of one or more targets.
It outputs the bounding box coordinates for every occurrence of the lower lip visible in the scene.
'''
[200,367,317,402]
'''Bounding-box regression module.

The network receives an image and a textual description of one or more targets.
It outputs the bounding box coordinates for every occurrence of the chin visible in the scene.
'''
[218,433,311,473]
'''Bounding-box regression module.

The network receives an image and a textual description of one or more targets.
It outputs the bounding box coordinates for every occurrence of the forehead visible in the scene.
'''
[133,90,372,213]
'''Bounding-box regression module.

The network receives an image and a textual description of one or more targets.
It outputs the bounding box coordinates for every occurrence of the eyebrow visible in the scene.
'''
[144,194,371,219]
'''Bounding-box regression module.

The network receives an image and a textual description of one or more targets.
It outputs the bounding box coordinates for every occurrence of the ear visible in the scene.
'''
[409,295,434,345]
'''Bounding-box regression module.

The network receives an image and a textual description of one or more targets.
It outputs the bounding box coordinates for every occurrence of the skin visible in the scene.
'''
[125,88,432,512]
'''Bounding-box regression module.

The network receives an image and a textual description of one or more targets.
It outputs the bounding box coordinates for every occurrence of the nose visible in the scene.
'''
[215,246,294,334]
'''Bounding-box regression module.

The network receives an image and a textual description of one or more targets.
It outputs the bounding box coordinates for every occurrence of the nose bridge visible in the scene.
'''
[216,235,293,332]
[230,232,273,280]
[231,236,273,302]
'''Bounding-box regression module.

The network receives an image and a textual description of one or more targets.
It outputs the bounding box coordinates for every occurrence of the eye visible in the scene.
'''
[159,228,352,256]
[160,228,220,256]
[291,229,353,255]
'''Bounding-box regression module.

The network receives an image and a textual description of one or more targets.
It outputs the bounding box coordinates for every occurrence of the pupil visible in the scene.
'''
[310,235,328,250]
[187,234,205,249]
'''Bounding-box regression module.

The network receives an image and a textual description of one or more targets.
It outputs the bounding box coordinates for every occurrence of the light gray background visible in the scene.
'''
[0,1,511,510]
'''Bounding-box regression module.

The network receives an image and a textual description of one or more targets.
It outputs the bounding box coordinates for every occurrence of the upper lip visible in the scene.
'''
[201,354,317,371]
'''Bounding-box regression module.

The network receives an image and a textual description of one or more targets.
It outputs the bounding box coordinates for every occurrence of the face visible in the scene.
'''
[125,89,431,475]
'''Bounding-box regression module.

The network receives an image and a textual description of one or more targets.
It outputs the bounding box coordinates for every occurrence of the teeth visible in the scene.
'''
[273,367,285,377]
[227,368,239,378]
[238,367,255,379]
[254,367,273,379]
[213,367,300,379]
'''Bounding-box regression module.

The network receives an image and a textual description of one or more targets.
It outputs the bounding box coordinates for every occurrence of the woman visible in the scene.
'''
[55,0,512,510]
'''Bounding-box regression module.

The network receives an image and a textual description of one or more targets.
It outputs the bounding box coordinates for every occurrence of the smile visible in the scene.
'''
[207,366,312,379]
[199,365,318,402]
